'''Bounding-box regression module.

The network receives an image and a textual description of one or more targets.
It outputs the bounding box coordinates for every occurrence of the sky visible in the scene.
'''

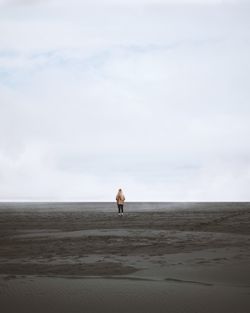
[0,0,250,201]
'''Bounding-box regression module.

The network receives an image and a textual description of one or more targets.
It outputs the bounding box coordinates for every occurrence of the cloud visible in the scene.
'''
[0,0,243,6]
[0,0,249,200]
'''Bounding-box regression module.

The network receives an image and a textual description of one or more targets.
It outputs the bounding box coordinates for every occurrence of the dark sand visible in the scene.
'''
[0,202,250,313]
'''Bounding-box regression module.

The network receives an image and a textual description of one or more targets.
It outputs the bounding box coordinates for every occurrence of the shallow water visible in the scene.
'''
[0,201,249,212]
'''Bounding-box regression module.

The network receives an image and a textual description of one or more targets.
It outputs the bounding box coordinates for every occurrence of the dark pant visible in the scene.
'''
[118,204,123,213]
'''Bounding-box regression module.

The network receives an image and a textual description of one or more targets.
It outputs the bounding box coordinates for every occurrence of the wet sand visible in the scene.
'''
[0,202,250,313]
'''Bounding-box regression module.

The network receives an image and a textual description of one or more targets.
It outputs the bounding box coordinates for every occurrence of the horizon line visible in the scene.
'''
[0,200,249,203]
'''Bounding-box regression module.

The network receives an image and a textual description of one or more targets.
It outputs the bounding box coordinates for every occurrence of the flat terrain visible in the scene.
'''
[0,202,250,313]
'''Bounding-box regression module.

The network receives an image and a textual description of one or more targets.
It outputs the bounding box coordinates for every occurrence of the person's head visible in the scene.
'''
[118,188,122,192]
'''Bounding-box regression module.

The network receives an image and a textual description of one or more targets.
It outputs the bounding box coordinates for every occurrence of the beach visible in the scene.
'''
[0,202,250,313]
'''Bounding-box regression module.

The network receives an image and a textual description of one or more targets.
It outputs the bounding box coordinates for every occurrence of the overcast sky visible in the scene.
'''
[0,0,249,201]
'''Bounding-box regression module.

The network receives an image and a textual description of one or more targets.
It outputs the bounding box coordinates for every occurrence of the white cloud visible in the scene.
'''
[0,0,249,200]
[0,0,243,6]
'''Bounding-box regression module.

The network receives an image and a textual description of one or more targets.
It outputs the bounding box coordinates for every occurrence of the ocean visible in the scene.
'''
[0,202,248,212]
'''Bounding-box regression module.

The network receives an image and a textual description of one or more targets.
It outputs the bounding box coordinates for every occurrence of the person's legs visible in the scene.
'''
[117,204,124,216]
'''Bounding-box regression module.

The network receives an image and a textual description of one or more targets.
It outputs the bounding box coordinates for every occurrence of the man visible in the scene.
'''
[116,188,125,216]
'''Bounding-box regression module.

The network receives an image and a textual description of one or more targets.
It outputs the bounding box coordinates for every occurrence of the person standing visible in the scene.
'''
[116,188,125,216]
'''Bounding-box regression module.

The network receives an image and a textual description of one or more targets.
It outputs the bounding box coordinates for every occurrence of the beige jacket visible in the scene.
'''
[116,192,125,205]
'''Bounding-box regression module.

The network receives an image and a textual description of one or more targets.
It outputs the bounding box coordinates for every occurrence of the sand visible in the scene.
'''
[0,202,250,313]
